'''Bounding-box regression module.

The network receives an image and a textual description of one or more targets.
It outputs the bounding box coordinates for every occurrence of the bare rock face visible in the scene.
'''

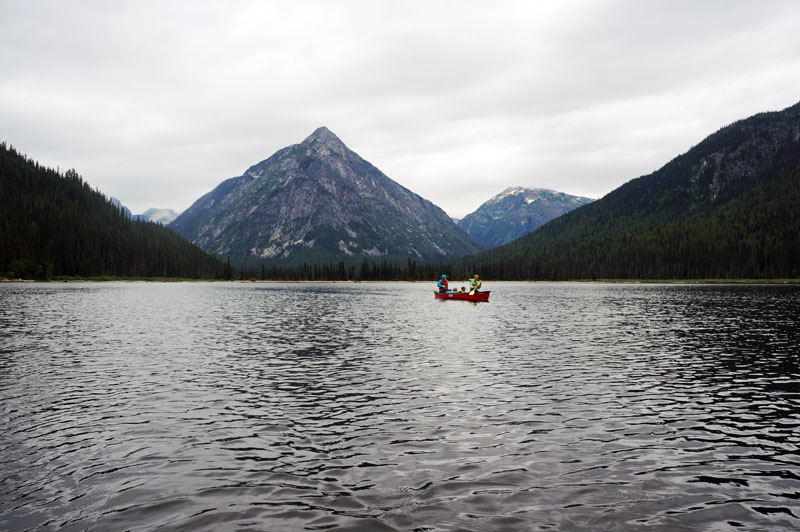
[170,127,484,264]
[682,109,800,205]
[459,187,594,248]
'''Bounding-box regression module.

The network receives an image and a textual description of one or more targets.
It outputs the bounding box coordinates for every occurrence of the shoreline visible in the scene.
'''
[2,278,799,285]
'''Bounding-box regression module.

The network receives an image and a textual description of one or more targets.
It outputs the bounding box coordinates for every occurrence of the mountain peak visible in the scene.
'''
[469,99,800,278]
[459,187,594,248]
[170,128,485,264]
[300,127,349,158]
[304,126,344,146]
[491,187,557,204]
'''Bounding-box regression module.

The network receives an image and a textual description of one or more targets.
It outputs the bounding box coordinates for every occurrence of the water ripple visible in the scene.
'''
[1,282,799,531]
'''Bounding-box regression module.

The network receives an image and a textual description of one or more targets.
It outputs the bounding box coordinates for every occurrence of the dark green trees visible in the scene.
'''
[0,143,222,279]
[456,103,800,280]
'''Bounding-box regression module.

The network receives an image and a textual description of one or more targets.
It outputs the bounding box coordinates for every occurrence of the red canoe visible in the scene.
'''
[433,290,490,302]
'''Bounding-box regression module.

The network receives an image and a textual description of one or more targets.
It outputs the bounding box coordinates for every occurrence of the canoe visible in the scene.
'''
[433,290,490,302]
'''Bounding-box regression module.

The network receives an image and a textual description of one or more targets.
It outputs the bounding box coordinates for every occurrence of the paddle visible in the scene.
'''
[469,278,479,295]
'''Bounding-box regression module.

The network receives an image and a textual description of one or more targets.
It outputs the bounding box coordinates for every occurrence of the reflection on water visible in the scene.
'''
[1,282,798,531]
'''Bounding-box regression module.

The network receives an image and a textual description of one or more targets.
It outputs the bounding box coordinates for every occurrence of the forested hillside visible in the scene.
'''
[0,143,222,279]
[457,102,800,280]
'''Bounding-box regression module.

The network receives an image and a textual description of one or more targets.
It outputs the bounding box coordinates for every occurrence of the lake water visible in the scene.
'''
[1,282,798,531]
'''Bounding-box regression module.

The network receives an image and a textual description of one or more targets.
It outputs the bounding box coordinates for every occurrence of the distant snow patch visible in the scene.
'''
[494,186,525,201]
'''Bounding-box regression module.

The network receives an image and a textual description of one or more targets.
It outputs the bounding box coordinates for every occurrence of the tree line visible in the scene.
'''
[4,129,798,282]
[1,143,223,279]
[453,138,800,280]
[224,256,481,284]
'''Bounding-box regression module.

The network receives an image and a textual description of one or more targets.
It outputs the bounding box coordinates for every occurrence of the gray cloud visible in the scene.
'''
[2,0,799,218]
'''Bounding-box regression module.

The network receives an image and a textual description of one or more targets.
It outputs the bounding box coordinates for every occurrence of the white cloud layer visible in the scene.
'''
[2,0,799,217]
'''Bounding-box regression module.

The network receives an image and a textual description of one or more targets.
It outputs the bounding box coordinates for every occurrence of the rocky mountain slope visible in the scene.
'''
[170,127,484,265]
[462,100,800,279]
[458,187,594,248]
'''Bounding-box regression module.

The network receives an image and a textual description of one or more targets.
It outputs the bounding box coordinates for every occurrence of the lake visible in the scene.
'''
[1,282,798,531]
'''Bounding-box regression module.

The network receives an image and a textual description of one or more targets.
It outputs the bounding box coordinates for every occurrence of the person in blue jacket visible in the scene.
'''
[437,274,449,293]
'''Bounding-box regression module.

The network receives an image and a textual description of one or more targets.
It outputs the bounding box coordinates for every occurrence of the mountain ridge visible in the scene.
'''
[458,186,594,248]
[0,143,222,279]
[458,100,800,279]
[137,208,179,225]
[170,128,485,266]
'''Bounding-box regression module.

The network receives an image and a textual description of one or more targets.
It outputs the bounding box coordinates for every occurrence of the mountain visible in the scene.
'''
[461,101,800,280]
[0,143,222,279]
[109,197,134,219]
[458,187,594,248]
[170,127,485,266]
[137,208,179,225]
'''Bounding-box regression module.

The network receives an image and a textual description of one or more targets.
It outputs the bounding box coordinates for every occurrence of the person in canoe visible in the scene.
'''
[437,274,449,293]
[469,274,482,294]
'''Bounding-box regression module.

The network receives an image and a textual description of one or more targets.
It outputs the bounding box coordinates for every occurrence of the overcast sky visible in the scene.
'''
[2,1,799,218]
